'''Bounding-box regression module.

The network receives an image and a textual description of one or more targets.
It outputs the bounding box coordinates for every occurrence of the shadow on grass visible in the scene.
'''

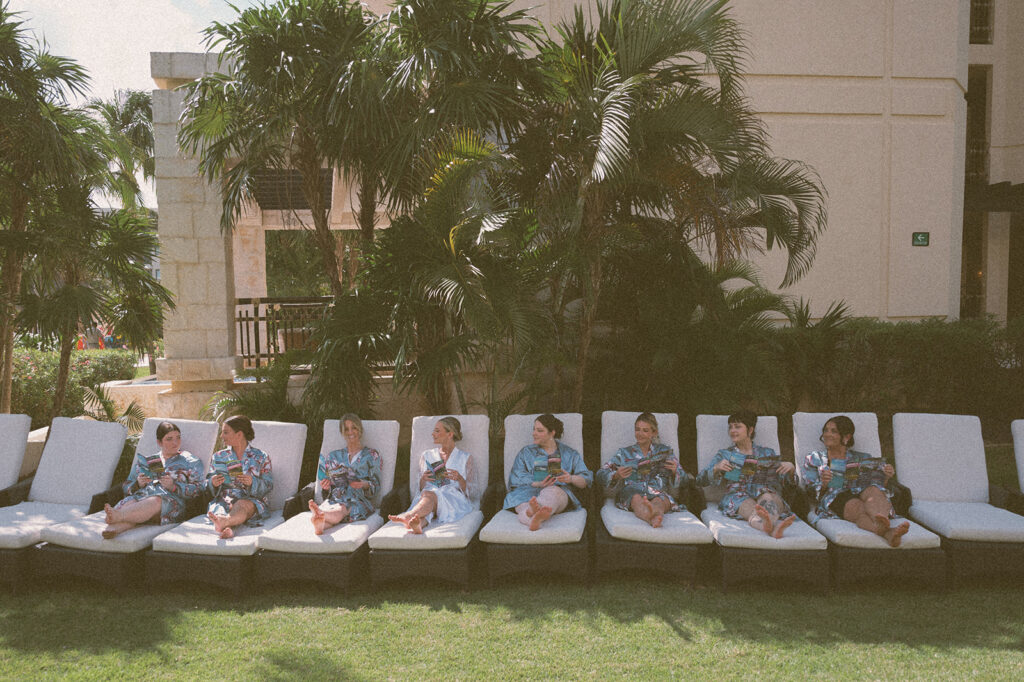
[2,578,1023,658]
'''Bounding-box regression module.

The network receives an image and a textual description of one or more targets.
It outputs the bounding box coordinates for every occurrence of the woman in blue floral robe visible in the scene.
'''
[799,415,910,547]
[502,414,592,531]
[206,415,273,539]
[696,410,797,538]
[102,422,204,538]
[308,414,382,535]
[596,412,687,527]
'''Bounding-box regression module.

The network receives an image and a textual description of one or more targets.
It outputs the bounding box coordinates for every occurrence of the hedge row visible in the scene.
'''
[12,349,137,429]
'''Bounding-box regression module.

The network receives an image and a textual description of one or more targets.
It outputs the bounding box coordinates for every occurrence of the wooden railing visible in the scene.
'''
[235,297,332,369]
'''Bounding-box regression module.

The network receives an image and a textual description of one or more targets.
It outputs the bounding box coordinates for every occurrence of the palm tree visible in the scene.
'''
[0,2,101,411]
[514,0,828,410]
[178,0,378,296]
[18,200,173,420]
[88,89,154,210]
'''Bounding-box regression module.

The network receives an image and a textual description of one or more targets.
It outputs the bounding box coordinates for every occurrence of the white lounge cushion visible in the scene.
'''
[260,512,384,554]
[317,419,399,507]
[0,502,87,549]
[892,413,988,503]
[600,500,712,545]
[29,418,126,506]
[1012,420,1024,493]
[909,501,1024,542]
[151,511,285,557]
[599,411,680,463]
[369,510,483,551]
[696,415,780,505]
[502,414,583,483]
[813,517,941,550]
[700,507,826,551]
[40,511,174,554]
[479,509,586,545]
[0,414,31,490]
[407,415,489,503]
[792,412,883,468]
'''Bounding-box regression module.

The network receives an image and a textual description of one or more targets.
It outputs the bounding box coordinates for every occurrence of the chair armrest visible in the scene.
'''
[481,481,506,519]
[990,485,1024,516]
[782,477,810,521]
[678,479,706,515]
[379,487,410,518]
[88,483,127,515]
[0,477,32,508]
[891,480,913,517]
[283,482,318,520]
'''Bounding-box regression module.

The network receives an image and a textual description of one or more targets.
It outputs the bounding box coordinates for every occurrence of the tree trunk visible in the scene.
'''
[295,135,345,298]
[50,329,75,422]
[0,187,29,413]
[147,341,158,375]
[356,175,378,244]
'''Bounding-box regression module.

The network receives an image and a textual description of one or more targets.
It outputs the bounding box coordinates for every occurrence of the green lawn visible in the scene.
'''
[1,581,1023,679]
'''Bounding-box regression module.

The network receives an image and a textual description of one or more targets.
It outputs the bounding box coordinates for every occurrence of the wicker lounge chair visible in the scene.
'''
[0,417,126,589]
[696,415,828,591]
[892,413,1024,585]
[791,412,944,589]
[35,418,220,588]
[144,420,307,594]
[479,413,590,586]
[592,411,713,584]
[254,419,399,591]
[0,414,31,492]
[367,415,489,589]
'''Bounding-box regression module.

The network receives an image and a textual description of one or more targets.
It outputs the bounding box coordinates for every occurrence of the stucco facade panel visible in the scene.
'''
[891,83,954,117]
[730,0,886,77]
[755,117,886,318]
[746,77,885,115]
[887,120,959,317]
[892,0,968,79]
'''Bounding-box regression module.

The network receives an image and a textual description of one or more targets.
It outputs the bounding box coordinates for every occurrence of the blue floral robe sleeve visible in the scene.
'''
[207,445,274,521]
[502,441,592,510]
[596,443,687,511]
[316,447,382,522]
[115,451,204,524]
[800,449,894,520]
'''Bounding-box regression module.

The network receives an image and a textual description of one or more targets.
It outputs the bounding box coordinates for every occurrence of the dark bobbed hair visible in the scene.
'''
[156,421,180,441]
[224,415,255,442]
[728,410,757,434]
[535,413,564,439]
[823,415,856,448]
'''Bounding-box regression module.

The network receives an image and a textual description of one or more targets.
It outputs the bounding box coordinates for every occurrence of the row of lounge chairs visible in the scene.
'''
[1,411,1023,592]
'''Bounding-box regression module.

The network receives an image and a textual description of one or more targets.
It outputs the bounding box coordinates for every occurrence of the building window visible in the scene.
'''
[251,168,333,211]
[970,0,994,45]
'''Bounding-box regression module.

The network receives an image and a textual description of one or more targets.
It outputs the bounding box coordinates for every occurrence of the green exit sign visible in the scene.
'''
[912,232,930,247]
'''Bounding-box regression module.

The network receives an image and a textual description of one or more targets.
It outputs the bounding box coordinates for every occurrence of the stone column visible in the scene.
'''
[152,52,241,418]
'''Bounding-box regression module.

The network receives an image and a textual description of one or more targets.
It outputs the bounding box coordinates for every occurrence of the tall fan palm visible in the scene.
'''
[0,2,102,411]
[18,198,173,420]
[515,0,828,410]
[88,89,154,209]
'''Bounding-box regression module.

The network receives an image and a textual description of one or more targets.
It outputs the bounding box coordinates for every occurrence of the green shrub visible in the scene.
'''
[11,348,137,429]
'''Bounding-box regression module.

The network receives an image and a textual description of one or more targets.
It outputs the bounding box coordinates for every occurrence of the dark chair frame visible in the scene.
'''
[591,478,713,585]
[0,478,34,590]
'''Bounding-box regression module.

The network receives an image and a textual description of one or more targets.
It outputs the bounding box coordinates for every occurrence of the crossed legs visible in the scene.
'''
[207,499,257,539]
[515,486,569,531]
[738,492,795,539]
[390,490,437,534]
[309,500,348,535]
[102,497,162,538]
[630,494,671,528]
[842,485,910,547]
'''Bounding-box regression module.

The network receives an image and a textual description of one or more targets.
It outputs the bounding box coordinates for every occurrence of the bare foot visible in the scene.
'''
[650,513,663,528]
[389,513,413,530]
[527,498,541,518]
[102,522,133,539]
[104,503,116,525]
[885,521,910,547]
[219,527,234,539]
[754,504,773,534]
[207,511,227,533]
[772,514,796,539]
[873,513,891,536]
[309,500,326,535]
[529,506,552,531]
[409,514,424,535]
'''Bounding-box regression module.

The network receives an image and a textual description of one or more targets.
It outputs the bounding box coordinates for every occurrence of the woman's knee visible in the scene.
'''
[842,497,865,520]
